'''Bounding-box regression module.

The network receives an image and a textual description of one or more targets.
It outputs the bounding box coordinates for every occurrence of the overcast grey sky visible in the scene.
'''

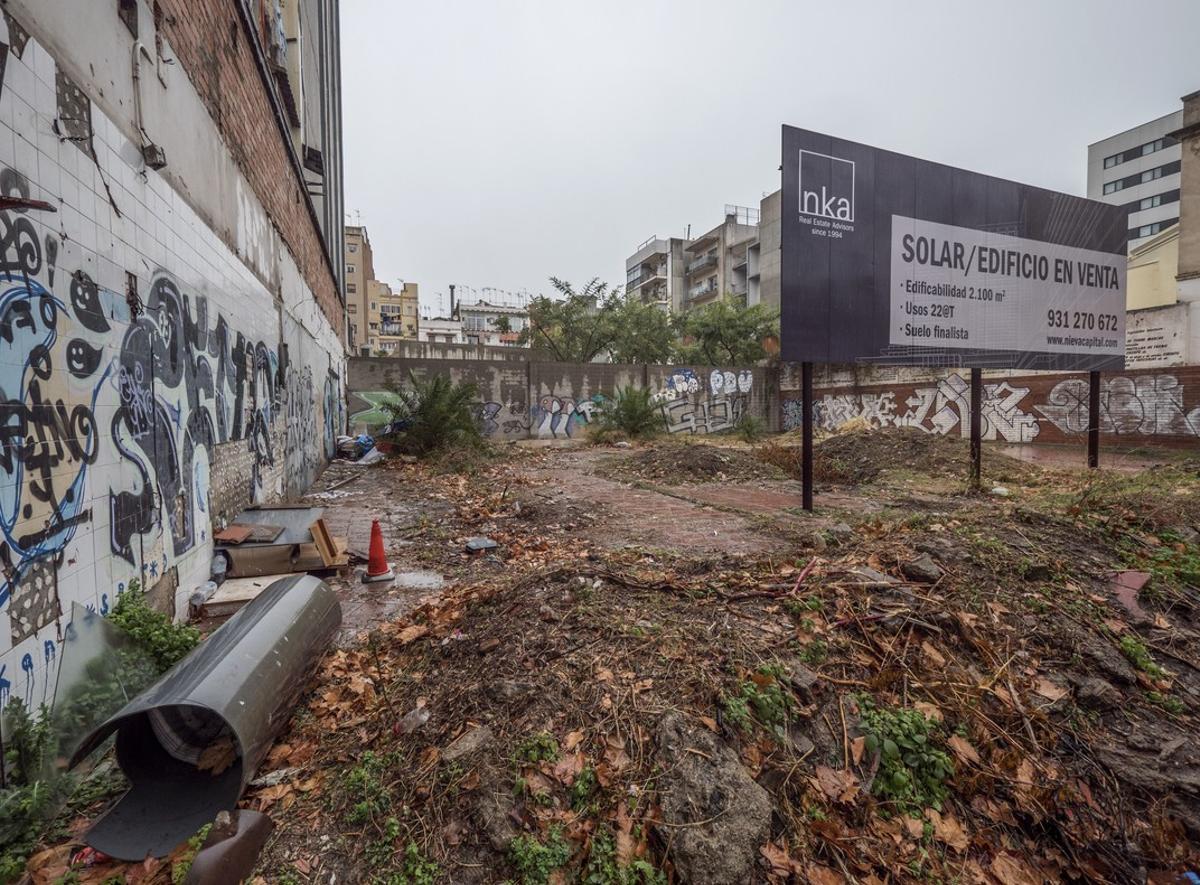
[340,0,1200,317]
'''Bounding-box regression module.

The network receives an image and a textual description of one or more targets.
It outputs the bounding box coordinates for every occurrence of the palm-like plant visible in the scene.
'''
[382,372,484,457]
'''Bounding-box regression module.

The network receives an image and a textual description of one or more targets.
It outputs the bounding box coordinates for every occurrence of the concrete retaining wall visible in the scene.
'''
[347,358,777,439]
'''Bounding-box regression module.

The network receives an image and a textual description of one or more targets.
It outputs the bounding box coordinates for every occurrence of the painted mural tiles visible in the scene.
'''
[785,369,1200,444]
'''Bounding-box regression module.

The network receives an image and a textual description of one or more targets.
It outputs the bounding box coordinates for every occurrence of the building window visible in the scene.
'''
[1140,195,1162,210]
[1129,217,1178,240]
[1104,180,1122,195]
[347,283,356,293]
[371,302,377,311]
[348,304,357,313]
[347,264,356,275]
[1102,134,1177,169]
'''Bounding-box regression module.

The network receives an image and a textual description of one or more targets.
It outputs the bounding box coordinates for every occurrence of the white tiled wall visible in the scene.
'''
[0,23,344,710]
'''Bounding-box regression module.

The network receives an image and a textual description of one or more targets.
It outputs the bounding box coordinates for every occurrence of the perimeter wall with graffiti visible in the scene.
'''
[0,16,345,708]
[780,365,1200,446]
[347,358,776,440]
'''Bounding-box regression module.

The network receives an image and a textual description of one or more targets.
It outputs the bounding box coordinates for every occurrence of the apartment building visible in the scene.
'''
[378,281,421,351]
[0,0,345,701]
[1088,110,1183,249]
[625,205,761,314]
[345,224,375,349]
[460,300,528,346]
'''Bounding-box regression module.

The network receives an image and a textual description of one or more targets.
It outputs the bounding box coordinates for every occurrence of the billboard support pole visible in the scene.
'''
[969,368,982,489]
[801,361,813,512]
[1087,370,1101,469]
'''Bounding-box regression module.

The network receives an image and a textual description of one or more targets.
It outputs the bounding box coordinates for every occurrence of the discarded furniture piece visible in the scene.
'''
[69,575,341,860]
[215,507,347,577]
[199,573,301,618]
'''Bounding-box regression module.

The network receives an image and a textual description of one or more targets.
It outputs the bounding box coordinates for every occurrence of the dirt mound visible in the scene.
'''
[760,426,1037,486]
[603,442,784,485]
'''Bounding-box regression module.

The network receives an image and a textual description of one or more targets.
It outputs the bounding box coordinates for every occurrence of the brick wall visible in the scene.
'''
[158,0,342,330]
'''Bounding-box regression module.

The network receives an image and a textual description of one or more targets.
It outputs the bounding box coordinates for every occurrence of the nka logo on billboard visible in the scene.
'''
[798,150,855,222]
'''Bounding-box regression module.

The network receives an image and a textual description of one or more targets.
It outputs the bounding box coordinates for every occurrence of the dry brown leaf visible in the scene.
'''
[699,715,719,733]
[947,734,982,766]
[397,624,428,644]
[812,765,859,803]
[603,733,631,773]
[197,737,238,775]
[804,863,846,885]
[851,735,866,765]
[1033,677,1068,702]
[921,640,946,668]
[990,851,1041,885]
[926,809,969,852]
[552,752,585,785]
[563,729,585,752]
[914,700,942,722]
[759,841,799,880]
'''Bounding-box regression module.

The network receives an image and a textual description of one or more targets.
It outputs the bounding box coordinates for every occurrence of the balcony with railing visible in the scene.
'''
[627,264,667,290]
[687,279,718,302]
[686,252,717,276]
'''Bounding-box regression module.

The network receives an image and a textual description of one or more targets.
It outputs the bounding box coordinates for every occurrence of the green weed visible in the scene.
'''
[508,827,572,885]
[860,699,954,812]
[515,733,560,765]
[582,830,666,884]
[1120,635,1165,679]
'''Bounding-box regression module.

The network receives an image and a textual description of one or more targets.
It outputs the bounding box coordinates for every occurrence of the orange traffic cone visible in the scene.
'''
[361,519,395,584]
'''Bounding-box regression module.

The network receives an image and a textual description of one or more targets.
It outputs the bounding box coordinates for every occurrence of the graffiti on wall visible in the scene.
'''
[656,368,754,435]
[0,23,343,704]
[530,395,603,438]
[790,371,1200,442]
[1036,374,1200,437]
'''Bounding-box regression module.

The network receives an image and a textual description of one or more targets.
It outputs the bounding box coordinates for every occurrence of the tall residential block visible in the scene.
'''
[1088,111,1183,249]
[0,0,346,703]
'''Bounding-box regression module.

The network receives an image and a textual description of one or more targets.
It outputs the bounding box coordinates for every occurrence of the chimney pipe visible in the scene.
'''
[449,284,456,318]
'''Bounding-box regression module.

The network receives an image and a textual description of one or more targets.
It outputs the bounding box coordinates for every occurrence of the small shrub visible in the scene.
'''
[570,765,597,810]
[381,372,485,458]
[1120,635,1165,679]
[860,700,954,812]
[733,413,765,443]
[515,732,560,764]
[341,751,396,825]
[108,580,200,673]
[508,827,571,885]
[1146,691,1185,715]
[594,386,661,441]
[721,664,793,733]
[583,830,666,884]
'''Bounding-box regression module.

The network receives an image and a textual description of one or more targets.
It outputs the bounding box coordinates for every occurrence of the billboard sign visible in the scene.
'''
[781,126,1128,371]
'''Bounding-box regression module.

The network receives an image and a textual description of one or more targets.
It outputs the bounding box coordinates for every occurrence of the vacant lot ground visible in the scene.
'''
[28,431,1200,884]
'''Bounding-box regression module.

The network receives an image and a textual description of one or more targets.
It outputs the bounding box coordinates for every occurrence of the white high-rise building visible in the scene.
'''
[1087,110,1183,250]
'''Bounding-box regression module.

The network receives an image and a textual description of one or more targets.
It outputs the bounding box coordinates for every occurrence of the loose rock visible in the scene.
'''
[901,553,944,584]
[656,712,771,885]
[443,726,494,764]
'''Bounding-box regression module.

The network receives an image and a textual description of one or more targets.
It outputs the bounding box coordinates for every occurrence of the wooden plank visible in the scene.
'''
[310,519,338,567]
[201,573,298,618]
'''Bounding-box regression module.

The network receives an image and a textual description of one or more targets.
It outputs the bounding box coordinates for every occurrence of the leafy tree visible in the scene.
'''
[519,277,618,362]
[673,298,779,365]
[608,298,675,364]
[494,314,513,335]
